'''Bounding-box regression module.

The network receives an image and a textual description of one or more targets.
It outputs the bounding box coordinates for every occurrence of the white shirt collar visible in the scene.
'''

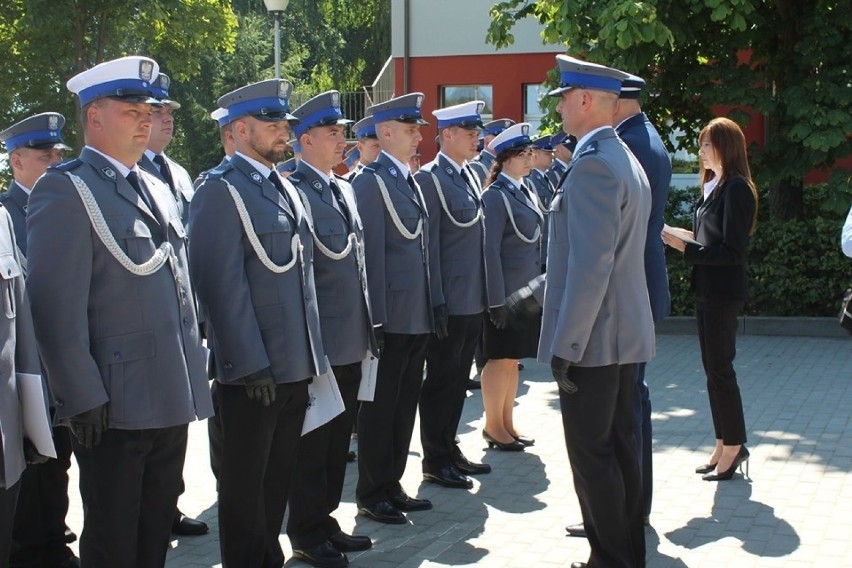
[555,158,570,169]
[381,151,411,179]
[703,177,720,200]
[86,145,136,178]
[235,151,273,178]
[14,181,32,195]
[499,172,523,190]
[301,159,332,185]
[143,149,159,163]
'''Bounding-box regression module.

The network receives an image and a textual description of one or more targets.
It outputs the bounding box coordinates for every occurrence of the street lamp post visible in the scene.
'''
[263,0,290,79]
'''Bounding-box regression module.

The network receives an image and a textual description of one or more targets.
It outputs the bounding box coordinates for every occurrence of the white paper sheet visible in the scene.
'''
[357,352,379,402]
[302,362,345,435]
[663,224,702,246]
[17,373,57,459]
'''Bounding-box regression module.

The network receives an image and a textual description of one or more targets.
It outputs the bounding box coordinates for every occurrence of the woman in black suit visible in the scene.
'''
[662,117,758,481]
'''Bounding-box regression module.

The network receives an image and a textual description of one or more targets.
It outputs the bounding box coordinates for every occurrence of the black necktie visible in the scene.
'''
[152,154,177,198]
[406,174,425,210]
[268,171,295,212]
[126,170,154,211]
[459,166,481,201]
[328,179,350,227]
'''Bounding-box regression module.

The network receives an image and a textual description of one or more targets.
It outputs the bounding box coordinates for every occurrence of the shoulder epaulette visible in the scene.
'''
[51,158,83,172]
[574,142,598,159]
[203,161,234,181]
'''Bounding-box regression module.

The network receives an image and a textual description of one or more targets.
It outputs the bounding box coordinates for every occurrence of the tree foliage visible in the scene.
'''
[487,0,852,221]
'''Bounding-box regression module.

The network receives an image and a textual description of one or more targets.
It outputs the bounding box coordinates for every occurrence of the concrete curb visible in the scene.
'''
[657,316,851,338]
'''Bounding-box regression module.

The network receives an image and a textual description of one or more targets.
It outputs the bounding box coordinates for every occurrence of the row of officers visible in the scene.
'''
[0,52,669,568]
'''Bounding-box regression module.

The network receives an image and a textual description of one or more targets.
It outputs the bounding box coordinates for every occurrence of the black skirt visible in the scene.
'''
[482,311,541,361]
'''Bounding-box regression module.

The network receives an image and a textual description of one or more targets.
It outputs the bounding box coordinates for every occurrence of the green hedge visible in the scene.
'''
[664,178,852,316]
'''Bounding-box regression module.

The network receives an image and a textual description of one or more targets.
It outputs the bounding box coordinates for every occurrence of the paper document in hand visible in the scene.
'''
[302,361,345,435]
[663,224,702,246]
[18,373,57,458]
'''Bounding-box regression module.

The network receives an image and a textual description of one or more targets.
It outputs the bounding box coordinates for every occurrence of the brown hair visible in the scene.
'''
[698,117,759,233]
[484,147,526,187]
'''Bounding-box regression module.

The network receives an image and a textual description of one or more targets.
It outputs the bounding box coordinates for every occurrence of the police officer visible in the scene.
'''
[346,115,380,180]
[415,100,491,490]
[527,134,555,273]
[138,74,195,226]
[545,131,576,190]
[286,90,378,568]
[188,79,327,567]
[343,146,360,175]
[0,113,79,568]
[26,55,214,567]
[352,93,435,525]
[0,204,51,568]
[468,118,515,185]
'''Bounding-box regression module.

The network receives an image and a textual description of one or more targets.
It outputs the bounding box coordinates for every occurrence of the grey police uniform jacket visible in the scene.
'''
[538,128,655,367]
[289,162,377,366]
[139,153,195,226]
[0,182,29,257]
[415,155,487,316]
[188,155,327,383]
[352,152,434,335]
[482,174,543,307]
[526,169,554,267]
[468,150,495,186]
[0,206,44,488]
[26,147,214,429]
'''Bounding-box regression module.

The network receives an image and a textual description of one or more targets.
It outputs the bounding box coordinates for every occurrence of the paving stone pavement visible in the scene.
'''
[61,333,852,567]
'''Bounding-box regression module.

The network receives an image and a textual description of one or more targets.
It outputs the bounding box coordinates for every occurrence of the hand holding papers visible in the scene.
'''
[662,224,701,252]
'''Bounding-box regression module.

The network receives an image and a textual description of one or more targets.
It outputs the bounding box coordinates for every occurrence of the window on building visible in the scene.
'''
[523,84,549,134]
[441,85,493,124]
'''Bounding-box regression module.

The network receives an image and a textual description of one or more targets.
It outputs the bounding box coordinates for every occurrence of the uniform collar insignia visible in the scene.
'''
[250,171,263,183]
[101,167,116,180]
[388,167,397,177]
[445,167,453,175]
[312,180,322,191]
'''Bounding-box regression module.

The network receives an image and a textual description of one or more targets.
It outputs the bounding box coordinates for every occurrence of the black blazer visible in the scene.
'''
[684,176,756,301]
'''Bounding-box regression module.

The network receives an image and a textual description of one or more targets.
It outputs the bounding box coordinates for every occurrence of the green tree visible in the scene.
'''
[487,0,852,221]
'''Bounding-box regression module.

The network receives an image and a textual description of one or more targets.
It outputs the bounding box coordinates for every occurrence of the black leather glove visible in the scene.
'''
[23,438,49,465]
[244,368,276,406]
[373,325,385,354]
[489,305,511,330]
[505,285,542,321]
[551,355,578,395]
[69,404,109,449]
[433,304,449,340]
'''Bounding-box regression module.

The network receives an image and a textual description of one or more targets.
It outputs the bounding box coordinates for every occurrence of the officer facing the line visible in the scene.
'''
[416,100,491,491]
[189,78,327,568]
[285,90,378,568]
[352,92,436,525]
[26,55,214,567]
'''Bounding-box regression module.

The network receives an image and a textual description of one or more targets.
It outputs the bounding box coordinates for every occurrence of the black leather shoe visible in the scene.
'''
[424,465,473,489]
[292,541,349,568]
[347,450,357,463]
[172,512,209,536]
[517,362,524,370]
[357,500,406,524]
[467,378,481,390]
[565,522,587,538]
[453,454,492,475]
[513,434,535,447]
[389,491,433,511]
[328,530,372,552]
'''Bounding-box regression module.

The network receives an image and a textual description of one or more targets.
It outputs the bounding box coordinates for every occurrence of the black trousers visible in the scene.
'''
[632,362,653,518]
[10,426,75,568]
[288,362,361,549]
[73,424,188,568]
[217,380,308,568]
[0,480,22,568]
[560,364,645,568]
[356,332,429,506]
[208,381,223,482]
[420,314,482,472]
[696,297,747,445]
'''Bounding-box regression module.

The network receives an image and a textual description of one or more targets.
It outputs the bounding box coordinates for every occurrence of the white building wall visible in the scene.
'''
[391,0,562,58]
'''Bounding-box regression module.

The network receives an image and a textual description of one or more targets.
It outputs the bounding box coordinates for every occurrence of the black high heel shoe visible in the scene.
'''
[509,432,535,447]
[702,446,749,481]
[482,430,525,452]
[695,462,718,474]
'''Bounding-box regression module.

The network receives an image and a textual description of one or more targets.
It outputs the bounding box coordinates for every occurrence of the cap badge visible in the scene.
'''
[521,124,530,136]
[160,75,170,90]
[278,81,290,99]
[139,61,154,82]
[416,95,424,108]
[102,167,116,180]
[48,115,59,130]
[331,92,340,107]
[251,172,262,183]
